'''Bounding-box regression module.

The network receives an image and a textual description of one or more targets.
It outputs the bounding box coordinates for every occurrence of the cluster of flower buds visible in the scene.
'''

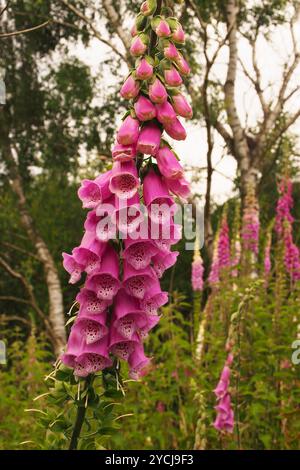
[241,183,260,256]
[60,0,192,380]
[191,236,204,292]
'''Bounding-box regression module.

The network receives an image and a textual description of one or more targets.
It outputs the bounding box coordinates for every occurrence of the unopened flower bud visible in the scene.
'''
[141,0,157,16]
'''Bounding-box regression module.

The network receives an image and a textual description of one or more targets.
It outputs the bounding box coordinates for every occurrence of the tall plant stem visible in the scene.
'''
[69,376,92,450]
[149,0,163,53]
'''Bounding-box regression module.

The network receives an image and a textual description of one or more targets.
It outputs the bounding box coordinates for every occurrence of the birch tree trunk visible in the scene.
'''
[0,110,66,355]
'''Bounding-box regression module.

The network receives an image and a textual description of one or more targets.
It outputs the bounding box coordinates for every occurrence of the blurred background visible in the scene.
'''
[1,0,300,450]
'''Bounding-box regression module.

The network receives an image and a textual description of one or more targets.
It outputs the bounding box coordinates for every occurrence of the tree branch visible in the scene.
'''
[101,0,133,65]
[59,0,129,64]
[0,20,50,38]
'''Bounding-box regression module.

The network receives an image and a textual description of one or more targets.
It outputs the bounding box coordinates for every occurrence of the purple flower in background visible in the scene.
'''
[275,177,300,281]
[192,257,204,291]
[213,354,234,434]
[241,186,260,255]
[208,234,219,285]
[218,215,231,270]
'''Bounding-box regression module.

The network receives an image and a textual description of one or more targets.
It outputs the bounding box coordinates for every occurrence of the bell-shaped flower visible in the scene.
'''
[122,237,158,270]
[165,175,191,201]
[123,261,157,299]
[72,232,106,275]
[112,290,148,339]
[76,288,109,315]
[114,193,145,236]
[86,244,120,300]
[172,93,193,118]
[109,161,140,200]
[134,95,156,122]
[152,250,179,278]
[143,169,176,224]
[61,330,112,377]
[117,116,140,146]
[155,147,184,179]
[76,314,108,345]
[128,343,151,380]
[156,101,176,125]
[112,143,137,162]
[62,253,84,284]
[137,122,161,156]
[140,279,168,315]
[78,171,112,209]
[109,327,139,360]
[164,118,187,140]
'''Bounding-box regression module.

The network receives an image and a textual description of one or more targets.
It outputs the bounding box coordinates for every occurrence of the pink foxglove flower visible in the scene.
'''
[112,143,137,162]
[135,58,154,80]
[122,237,158,270]
[78,172,112,209]
[112,289,148,340]
[137,122,161,155]
[141,0,157,16]
[149,78,168,104]
[209,235,220,285]
[218,216,231,270]
[175,53,191,76]
[156,101,177,124]
[140,278,168,315]
[62,253,84,284]
[123,262,156,300]
[62,3,193,381]
[143,169,176,224]
[117,116,140,146]
[213,354,234,434]
[134,95,156,121]
[155,19,171,37]
[275,177,300,280]
[164,67,183,87]
[109,161,140,200]
[264,232,272,280]
[155,147,184,180]
[164,118,187,140]
[172,93,193,119]
[115,194,144,235]
[120,75,140,100]
[152,250,179,278]
[164,42,179,60]
[86,244,121,301]
[165,176,191,201]
[130,35,148,56]
[275,177,294,235]
[172,24,185,43]
[191,258,204,291]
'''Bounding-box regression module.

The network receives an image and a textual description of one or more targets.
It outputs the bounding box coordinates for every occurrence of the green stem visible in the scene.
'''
[69,403,87,450]
[69,376,92,450]
[149,0,163,53]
